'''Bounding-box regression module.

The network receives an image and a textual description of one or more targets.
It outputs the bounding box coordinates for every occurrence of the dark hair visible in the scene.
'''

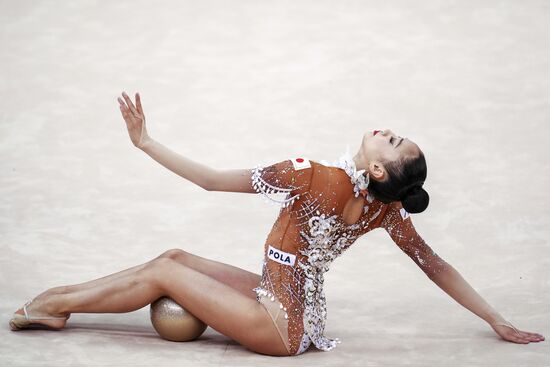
[367,152,429,213]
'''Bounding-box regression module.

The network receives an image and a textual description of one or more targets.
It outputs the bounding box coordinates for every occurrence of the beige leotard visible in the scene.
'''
[250,147,447,355]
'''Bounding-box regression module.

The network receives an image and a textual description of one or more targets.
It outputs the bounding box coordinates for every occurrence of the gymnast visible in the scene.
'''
[9,91,545,356]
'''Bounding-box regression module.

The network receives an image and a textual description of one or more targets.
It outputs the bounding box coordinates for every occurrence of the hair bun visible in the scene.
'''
[402,185,429,214]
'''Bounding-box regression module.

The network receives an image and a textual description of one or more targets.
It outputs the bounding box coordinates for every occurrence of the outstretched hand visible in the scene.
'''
[490,321,545,344]
[118,91,151,149]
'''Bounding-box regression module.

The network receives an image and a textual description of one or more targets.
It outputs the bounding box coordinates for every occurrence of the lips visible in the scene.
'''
[373,130,382,136]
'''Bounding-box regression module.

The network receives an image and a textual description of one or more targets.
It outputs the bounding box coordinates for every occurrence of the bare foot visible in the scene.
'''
[10,297,70,330]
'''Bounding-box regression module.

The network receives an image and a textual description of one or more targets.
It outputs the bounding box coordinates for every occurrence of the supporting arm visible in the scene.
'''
[380,201,507,327]
[379,200,544,343]
[427,263,506,326]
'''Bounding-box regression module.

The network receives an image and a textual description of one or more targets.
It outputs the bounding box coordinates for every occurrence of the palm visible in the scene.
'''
[491,322,545,344]
[118,91,150,148]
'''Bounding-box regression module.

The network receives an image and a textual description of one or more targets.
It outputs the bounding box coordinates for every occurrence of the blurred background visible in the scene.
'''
[1,0,548,366]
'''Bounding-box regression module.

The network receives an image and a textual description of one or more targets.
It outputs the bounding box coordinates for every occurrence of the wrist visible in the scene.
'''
[139,137,155,151]
[485,309,506,326]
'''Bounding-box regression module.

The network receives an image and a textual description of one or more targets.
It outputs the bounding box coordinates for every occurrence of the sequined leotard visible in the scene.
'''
[250,146,447,355]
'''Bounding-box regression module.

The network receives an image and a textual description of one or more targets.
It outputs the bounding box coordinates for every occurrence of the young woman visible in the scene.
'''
[9,92,545,356]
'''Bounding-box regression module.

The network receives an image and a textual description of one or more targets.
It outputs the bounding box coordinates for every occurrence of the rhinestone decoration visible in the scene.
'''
[298,213,360,351]
[297,333,312,354]
[319,144,373,200]
[380,203,447,277]
[251,165,300,207]
[250,150,432,355]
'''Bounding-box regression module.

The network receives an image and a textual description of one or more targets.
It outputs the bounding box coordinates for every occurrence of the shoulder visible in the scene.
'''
[251,155,316,194]
[254,156,313,173]
[252,155,342,184]
[379,200,412,227]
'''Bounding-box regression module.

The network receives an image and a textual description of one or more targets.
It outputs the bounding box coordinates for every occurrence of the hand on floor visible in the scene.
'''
[490,322,545,344]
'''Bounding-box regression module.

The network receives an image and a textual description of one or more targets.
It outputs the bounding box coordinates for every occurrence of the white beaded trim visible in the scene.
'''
[251,165,300,208]
[253,286,289,319]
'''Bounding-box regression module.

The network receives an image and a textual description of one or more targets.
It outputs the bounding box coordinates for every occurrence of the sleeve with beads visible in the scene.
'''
[250,157,312,208]
[380,201,448,278]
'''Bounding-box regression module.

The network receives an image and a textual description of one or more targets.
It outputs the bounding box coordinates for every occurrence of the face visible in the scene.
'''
[359,129,421,181]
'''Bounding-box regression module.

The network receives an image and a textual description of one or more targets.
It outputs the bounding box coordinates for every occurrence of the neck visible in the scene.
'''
[352,150,368,172]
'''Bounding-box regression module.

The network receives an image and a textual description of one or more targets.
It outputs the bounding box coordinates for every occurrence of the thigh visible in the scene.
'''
[153,258,288,356]
[160,249,261,300]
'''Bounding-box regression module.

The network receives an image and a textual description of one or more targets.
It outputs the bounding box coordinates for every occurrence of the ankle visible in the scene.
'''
[34,293,69,316]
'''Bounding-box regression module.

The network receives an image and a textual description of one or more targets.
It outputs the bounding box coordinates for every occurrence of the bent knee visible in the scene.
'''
[148,257,176,269]
[158,248,188,261]
[144,257,181,285]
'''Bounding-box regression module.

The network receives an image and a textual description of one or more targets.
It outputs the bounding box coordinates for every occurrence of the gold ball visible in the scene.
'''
[150,296,207,342]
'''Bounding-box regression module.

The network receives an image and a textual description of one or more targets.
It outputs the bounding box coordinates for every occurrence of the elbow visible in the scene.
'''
[202,182,213,192]
[201,171,217,192]
[423,257,452,280]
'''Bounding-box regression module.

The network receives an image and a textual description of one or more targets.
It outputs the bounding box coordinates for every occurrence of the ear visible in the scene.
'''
[369,161,385,181]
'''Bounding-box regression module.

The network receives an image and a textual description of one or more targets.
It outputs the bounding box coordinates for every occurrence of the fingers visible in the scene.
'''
[529,331,545,339]
[507,330,545,343]
[135,92,143,115]
[117,92,144,122]
[500,328,528,343]
[122,91,139,116]
[118,97,131,120]
[509,334,529,344]
[522,332,545,341]
[494,323,546,343]
[515,328,545,341]
[118,97,128,116]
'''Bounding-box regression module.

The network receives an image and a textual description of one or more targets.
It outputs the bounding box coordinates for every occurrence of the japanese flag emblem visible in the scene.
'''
[291,157,311,170]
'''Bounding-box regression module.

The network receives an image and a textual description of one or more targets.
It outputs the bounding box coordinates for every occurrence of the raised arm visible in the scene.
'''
[139,138,225,191]
[136,144,311,194]
[205,168,257,193]
[380,201,545,344]
[118,91,257,192]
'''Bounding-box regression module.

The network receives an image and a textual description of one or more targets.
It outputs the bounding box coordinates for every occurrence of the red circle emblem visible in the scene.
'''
[296,158,304,163]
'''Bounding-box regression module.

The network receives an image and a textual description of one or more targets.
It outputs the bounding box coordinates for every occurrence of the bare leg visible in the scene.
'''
[38,249,260,300]
[15,258,288,356]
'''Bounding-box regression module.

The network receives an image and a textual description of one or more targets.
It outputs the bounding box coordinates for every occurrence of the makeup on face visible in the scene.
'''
[373,129,405,148]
